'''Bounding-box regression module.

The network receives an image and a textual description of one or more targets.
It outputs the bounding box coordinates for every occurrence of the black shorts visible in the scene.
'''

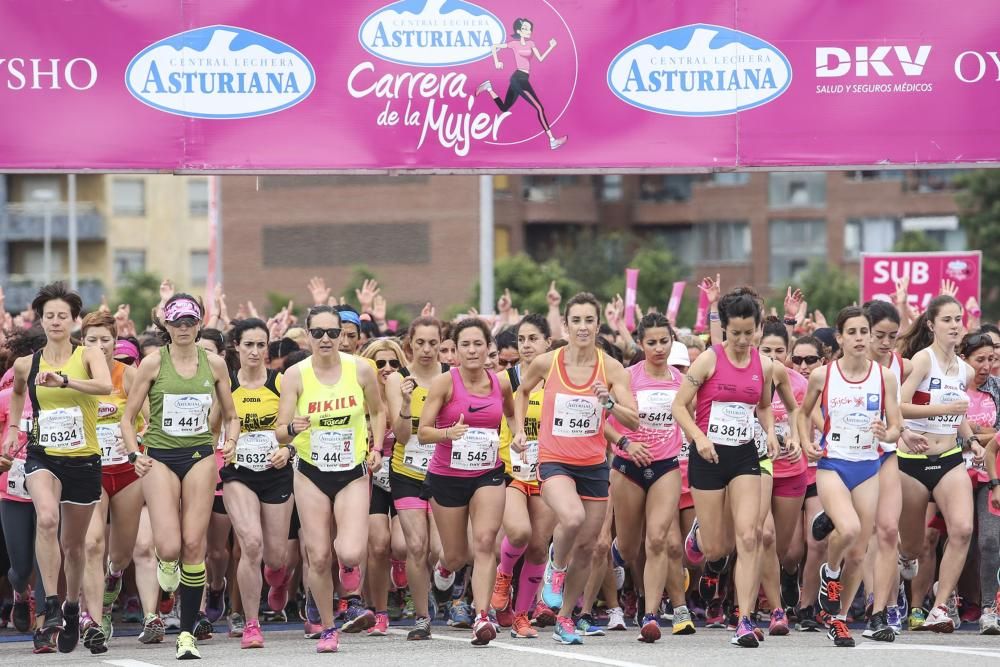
[289,502,301,540]
[898,449,964,494]
[688,442,760,491]
[369,485,397,517]
[805,482,818,499]
[295,458,367,502]
[146,445,215,482]
[611,455,679,492]
[389,470,425,503]
[421,467,504,508]
[24,448,101,505]
[213,496,226,514]
[221,464,294,505]
[538,461,610,500]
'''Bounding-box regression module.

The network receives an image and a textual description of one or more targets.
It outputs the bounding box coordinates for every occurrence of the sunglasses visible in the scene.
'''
[309,327,342,340]
[375,359,401,369]
[791,355,821,366]
[168,317,199,328]
[963,333,996,354]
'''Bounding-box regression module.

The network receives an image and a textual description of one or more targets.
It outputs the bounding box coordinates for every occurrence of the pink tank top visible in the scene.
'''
[772,368,808,478]
[508,39,535,72]
[539,348,608,467]
[695,345,763,447]
[965,387,995,483]
[429,368,503,478]
[0,383,32,503]
[610,361,683,461]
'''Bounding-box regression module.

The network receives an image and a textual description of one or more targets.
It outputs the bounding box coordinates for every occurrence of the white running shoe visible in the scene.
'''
[475,81,493,96]
[898,554,918,581]
[433,563,456,591]
[607,607,626,631]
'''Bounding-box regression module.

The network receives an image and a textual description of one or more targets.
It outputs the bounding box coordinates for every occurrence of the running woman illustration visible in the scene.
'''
[476,18,567,150]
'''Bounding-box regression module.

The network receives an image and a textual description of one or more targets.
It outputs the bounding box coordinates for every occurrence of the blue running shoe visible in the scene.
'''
[542,546,566,610]
[447,601,474,629]
[552,616,583,645]
[611,538,626,569]
[575,614,605,637]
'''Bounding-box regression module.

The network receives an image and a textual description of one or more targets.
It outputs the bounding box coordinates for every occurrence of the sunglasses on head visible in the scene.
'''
[375,359,401,369]
[791,355,821,366]
[309,327,342,340]
[963,333,996,354]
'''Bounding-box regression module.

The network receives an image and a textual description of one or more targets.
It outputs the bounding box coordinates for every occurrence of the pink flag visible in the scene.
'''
[694,287,710,333]
[667,281,686,324]
[624,268,639,331]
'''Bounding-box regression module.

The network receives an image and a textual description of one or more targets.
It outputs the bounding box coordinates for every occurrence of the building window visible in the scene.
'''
[711,173,750,186]
[770,219,827,283]
[901,216,966,250]
[845,218,897,260]
[638,175,701,202]
[845,170,904,182]
[695,221,751,263]
[187,179,209,217]
[768,172,826,208]
[112,178,146,216]
[600,175,624,201]
[113,249,146,282]
[190,250,209,286]
[522,175,578,202]
[909,169,961,193]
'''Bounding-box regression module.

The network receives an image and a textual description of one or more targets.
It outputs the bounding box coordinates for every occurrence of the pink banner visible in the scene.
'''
[0,1,998,170]
[694,288,710,333]
[624,268,639,332]
[861,252,982,313]
[667,281,686,324]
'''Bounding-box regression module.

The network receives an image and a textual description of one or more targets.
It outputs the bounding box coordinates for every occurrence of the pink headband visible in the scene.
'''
[114,339,140,360]
[164,298,202,323]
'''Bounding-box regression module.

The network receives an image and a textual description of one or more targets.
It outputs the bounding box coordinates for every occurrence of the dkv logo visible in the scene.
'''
[607,24,791,116]
[126,26,315,119]
[359,0,505,67]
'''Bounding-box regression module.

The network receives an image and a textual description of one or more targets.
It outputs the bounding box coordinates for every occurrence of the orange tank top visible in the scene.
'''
[538,348,608,466]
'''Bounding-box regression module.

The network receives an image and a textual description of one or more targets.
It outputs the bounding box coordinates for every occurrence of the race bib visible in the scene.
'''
[927,388,965,431]
[371,464,391,492]
[706,402,753,447]
[162,394,211,437]
[402,435,434,474]
[753,420,768,458]
[964,451,987,473]
[510,440,539,482]
[827,427,875,457]
[637,389,676,431]
[235,431,278,472]
[38,406,85,451]
[451,428,499,471]
[310,429,356,472]
[678,438,690,463]
[551,393,601,438]
[98,424,127,465]
[6,459,28,499]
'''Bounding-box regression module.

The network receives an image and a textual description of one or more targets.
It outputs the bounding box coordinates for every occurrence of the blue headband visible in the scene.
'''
[339,310,361,327]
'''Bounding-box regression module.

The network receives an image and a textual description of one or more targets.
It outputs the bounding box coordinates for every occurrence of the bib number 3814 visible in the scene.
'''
[707,402,753,447]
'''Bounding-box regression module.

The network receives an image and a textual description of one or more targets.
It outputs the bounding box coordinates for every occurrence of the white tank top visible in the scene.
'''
[905,348,970,435]
[822,360,885,462]
[880,352,904,453]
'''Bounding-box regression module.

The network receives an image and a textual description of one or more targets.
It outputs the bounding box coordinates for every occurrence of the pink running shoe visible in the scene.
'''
[684,519,705,566]
[241,620,264,649]
[316,627,339,653]
[303,621,323,639]
[339,565,361,593]
[264,567,290,614]
[390,560,408,590]
[471,612,497,646]
[367,612,389,637]
[769,608,789,636]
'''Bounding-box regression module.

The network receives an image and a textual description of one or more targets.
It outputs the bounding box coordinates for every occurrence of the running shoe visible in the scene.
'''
[726,606,739,631]
[157,558,181,593]
[205,579,227,623]
[495,604,515,628]
[751,615,765,642]
[607,606,626,631]
[11,591,32,633]
[305,590,321,626]
[827,617,855,647]
[672,605,696,635]
[886,605,902,635]
[342,599,376,633]
[622,589,639,621]
[532,600,556,627]
[511,611,538,638]
[387,591,403,621]
[553,616,583,645]
[575,613,605,636]
[896,580,909,621]
[730,616,759,648]
[638,613,660,643]
[100,610,113,643]
[139,613,165,644]
[123,595,143,623]
[316,626,339,653]
[863,609,895,642]
[811,511,835,542]
[103,569,124,610]
[611,537,627,568]
[303,621,323,639]
[699,573,721,601]
[367,611,389,637]
[390,560,408,590]
[659,595,673,623]
[898,554,918,581]
[705,555,731,575]
[923,604,955,633]
[81,613,108,655]
[684,518,705,566]
[433,563,455,591]
[176,630,200,660]
[979,598,1000,635]
[402,591,415,619]
[162,604,181,632]
[241,619,264,649]
[909,607,927,631]
[33,627,56,654]
[227,612,245,638]
[542,549,566,610]
[475,80,493,96]
[795,604,820,631]
[192,611,214,640]
[818,564,843,615]
[549,136,568,150]
[57,601,80,653]
[768,608,790,636]
[407,615,432,640]
[961,601,980,624]
[780,568,800,610]
[705,599,726,628]
[447,600,475,629]
[933,581,961,629]
[491,569,513,613]
[339,564,362,593]
[265,567,290,614]
[613,566,626,592]
[472,611,497,646]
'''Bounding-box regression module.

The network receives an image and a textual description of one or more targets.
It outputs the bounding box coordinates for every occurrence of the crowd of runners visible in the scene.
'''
[0,273,998,659]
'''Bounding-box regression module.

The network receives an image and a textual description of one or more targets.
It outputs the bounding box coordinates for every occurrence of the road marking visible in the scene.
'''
[387,629,654,667]
[103,659,164,667]
[856,643,1000,659]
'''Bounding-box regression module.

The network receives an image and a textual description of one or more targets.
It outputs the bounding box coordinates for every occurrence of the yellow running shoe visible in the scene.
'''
[672,606,696,635]
[157,558,181,593]
[176,631,200,660]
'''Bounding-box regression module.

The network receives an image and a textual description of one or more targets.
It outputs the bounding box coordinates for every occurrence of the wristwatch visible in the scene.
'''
[127,451,140,464]
[989,478,1000,490]
[602,396,616,411]
[57,372,69,388]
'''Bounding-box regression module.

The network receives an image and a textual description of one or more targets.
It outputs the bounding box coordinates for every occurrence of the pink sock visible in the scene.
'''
[515,561,546,613]
[499,537,527,576]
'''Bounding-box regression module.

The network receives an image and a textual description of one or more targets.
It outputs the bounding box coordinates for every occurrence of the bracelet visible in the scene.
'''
[399,413,412,420]
[287,423,297,438]
[616,435,629,450]
[708,312,720,322]
[783,317,797,326]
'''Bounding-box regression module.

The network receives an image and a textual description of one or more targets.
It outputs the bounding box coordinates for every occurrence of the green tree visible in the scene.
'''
[114,272,161,331]
[342,265,410,323]
[606,243,695,326]
[892,230,941,253]
[769,260,859,324]
[552,229,632,303]
[956,170,1000,318]
[266,292,297,319]
[469,253,582,316]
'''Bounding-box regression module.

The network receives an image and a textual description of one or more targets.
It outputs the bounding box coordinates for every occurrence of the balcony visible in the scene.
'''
[2,276,104,311]
[1,202,105,241]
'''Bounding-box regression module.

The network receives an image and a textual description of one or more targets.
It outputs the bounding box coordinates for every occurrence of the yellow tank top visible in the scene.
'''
[96,361,145,466]
[293,354,367,472]
[29,346,99,458]
[499,366,543,485]
[390,380,433,481]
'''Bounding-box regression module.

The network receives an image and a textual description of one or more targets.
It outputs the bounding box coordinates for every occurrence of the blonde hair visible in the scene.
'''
[284,327,308,349]
[362,338,406,364]
[680,334,705,353]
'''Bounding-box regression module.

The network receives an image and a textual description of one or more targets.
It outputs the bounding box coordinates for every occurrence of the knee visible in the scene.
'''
[735,526,761,555]
[844,543,867,567]
[181,540,208,565]
[559,509,586,535]
[947,521,974,546]
[307,548,334,574]
[618,538,641,565]
[525,541,548,564]
[35,509,59,535]
[875,522,898,548]
[85,534,105,561]
[761,525,776,551]
[240,535,264,564]
[837,517,862,545]
[666,532,684,561]
[407,534,429,559]
[473,532,496,558]
[369,535,390,562]
[505,525,531,549]
[645,531,669,558]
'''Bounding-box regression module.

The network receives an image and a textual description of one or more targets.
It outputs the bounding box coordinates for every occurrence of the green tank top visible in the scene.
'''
[144,345,216,450]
